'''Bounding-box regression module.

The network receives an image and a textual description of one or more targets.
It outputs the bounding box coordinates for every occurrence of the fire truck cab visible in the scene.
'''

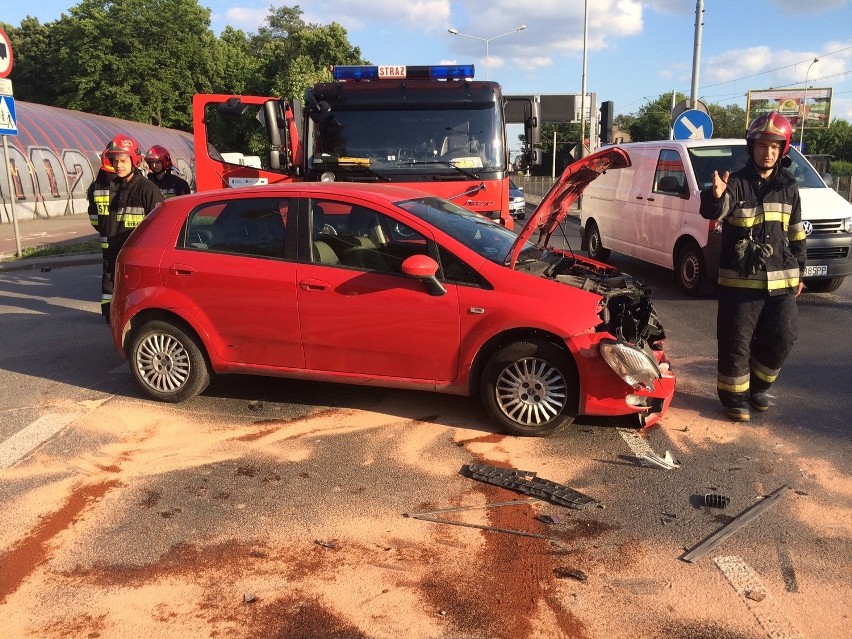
[192,64,540,228]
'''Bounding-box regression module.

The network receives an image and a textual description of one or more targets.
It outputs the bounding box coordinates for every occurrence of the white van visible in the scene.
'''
[579,139,852,295]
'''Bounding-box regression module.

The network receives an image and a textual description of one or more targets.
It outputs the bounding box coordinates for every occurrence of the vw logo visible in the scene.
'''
[803,220,813,236]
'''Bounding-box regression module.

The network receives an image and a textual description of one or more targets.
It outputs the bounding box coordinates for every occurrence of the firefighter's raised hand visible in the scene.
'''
[711,170,729,199]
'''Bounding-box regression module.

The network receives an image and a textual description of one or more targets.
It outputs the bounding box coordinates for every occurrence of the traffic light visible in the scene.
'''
[599,101,614,145]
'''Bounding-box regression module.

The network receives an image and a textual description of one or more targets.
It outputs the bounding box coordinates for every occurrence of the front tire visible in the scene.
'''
[128,320,211,403]
[480,340,578,437]
[676,241,711,297]
[585,221,610,262]
[805,277,844,293]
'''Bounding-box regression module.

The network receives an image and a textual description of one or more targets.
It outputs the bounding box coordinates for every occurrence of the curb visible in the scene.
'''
[0,252,101,273]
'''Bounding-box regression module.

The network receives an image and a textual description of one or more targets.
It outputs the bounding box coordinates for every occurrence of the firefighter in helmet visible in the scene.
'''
[145,145,191,199]
[88,148,115,232]
[100,134,164,322]
[699,111,806,422]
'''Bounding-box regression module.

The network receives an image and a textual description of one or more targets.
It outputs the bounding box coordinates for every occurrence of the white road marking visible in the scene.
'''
[714,555,806,639]
[0,413,81,469]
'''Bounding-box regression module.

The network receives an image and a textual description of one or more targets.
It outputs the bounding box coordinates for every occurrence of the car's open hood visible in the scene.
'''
[508,147,630,269]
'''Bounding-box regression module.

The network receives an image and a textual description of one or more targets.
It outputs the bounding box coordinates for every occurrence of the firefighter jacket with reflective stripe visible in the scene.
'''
[700,162,806,296]
[148,171,191,199]
[108,170,164,246]
[87,170,116,248]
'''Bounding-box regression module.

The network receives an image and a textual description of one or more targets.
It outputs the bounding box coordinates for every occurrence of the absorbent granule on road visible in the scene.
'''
[714,555,806,639]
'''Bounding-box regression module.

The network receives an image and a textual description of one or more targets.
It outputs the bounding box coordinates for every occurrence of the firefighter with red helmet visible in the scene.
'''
[87,148,115,231]
[145,145,191,199]
[699,111,806,422]
[99,134,164,322]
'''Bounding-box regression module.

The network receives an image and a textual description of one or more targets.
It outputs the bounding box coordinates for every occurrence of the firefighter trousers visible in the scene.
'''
[715,287,798,408]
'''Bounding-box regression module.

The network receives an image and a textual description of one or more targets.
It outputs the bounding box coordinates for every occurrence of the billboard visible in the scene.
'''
[746,88,832,130]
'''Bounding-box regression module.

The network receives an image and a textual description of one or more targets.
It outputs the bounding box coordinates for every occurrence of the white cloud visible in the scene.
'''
[301,0,452,31]
[771,0,849,14]
[220,7,269,30]
[701,46,848,91]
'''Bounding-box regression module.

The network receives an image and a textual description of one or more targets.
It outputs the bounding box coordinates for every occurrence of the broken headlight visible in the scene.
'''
[599,338,661,391]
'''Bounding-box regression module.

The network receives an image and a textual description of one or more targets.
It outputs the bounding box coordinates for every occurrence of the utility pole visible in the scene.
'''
[690,0,704,109]
[579,0,589,157]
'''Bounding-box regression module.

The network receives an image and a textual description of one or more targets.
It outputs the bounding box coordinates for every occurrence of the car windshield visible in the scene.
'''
[396,196,536,264]
[688,144,826,190]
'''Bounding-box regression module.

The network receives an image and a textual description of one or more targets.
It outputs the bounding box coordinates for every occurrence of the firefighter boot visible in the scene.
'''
[726,405,751,422]
[719,389,751,422]
[749,378,771,412]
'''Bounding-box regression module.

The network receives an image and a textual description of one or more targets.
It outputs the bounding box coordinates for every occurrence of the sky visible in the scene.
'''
[4,0,851,151]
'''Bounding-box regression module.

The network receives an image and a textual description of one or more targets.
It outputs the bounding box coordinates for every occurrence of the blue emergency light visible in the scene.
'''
[332,64,475,81]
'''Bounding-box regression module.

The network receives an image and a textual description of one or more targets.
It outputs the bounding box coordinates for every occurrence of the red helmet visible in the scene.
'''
[746,111,793,158]
[145,144,173,171]
[99,149,115,173]
[105,134,142,166]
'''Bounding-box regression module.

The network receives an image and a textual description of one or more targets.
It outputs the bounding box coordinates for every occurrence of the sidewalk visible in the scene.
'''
[0,213,101,273]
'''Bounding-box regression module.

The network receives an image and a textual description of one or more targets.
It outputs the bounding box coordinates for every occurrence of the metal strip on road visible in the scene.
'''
[714,555,806,639]
[0,413,81,469]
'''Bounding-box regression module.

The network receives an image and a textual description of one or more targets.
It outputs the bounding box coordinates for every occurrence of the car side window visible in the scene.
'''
[183,197,291,259]
[653,149,687,195]
[437,246,487,287]
[309,200,436,275]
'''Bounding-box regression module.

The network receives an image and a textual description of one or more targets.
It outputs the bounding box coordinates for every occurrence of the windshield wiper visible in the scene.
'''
[414,160,481,180]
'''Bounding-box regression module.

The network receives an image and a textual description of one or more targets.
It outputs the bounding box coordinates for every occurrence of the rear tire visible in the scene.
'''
[128,320,211,403]
[804,277,844,293]
[480,340,578,437]
[675,241,712,297]
[585,221,610,262]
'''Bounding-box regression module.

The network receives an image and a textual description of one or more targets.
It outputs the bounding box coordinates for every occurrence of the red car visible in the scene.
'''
[111,147,675,436]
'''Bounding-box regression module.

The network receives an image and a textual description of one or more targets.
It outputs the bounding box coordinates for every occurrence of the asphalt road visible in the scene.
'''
[0,216,850,638]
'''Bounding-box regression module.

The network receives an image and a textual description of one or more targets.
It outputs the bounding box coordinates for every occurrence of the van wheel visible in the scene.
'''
[676,241,711,297]
[805,277,844,293]
[585,221,610,262]
[480,340,578,437]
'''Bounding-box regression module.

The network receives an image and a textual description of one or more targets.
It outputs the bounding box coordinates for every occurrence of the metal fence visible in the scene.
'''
[515,174,852,203]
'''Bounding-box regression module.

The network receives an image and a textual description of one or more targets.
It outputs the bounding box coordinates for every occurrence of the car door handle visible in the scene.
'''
[635,195,644,200]
[646,197,655,202]
[169,264,196,276]
[300,278,331,291]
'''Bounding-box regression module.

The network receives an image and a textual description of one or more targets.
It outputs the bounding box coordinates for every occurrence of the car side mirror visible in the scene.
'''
[401,254,446,296]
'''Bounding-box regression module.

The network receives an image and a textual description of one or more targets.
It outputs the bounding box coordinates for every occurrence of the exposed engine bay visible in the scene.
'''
[543,255,667,348]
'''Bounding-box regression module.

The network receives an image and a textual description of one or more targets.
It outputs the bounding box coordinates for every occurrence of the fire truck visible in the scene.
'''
[192,64,540,228]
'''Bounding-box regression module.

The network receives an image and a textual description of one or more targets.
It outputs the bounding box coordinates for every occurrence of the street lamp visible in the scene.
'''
[799,57,818,151]
[447,24,527,80]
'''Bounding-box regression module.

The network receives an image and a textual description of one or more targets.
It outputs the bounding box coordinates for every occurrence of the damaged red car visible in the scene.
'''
[111,147,675,436]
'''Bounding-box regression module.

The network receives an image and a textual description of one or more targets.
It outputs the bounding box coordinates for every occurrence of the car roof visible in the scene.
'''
[176,181,438,205]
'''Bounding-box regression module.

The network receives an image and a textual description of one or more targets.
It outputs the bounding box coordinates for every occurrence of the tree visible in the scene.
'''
[626,92,686,142]
[706,103,747,139]
[0,18,60,105]
[250,6,368,99]
[802,119,852,161]
[49,0,217,129]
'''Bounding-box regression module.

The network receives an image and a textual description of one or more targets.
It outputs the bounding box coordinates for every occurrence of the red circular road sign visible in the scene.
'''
[0,27,14,79]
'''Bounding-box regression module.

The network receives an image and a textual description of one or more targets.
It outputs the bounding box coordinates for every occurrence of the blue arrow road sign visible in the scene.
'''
[673,109,713,140]
[0,95,18,136]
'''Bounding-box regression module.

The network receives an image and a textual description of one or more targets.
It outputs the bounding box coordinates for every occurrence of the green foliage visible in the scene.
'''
[706,103,747,139]
[801,119,852,160]
[830,160,852,175]
[5,3,368,132]
[626,92,687,142]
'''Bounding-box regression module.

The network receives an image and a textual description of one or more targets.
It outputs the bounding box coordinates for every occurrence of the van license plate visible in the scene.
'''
[804,265,827,277]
